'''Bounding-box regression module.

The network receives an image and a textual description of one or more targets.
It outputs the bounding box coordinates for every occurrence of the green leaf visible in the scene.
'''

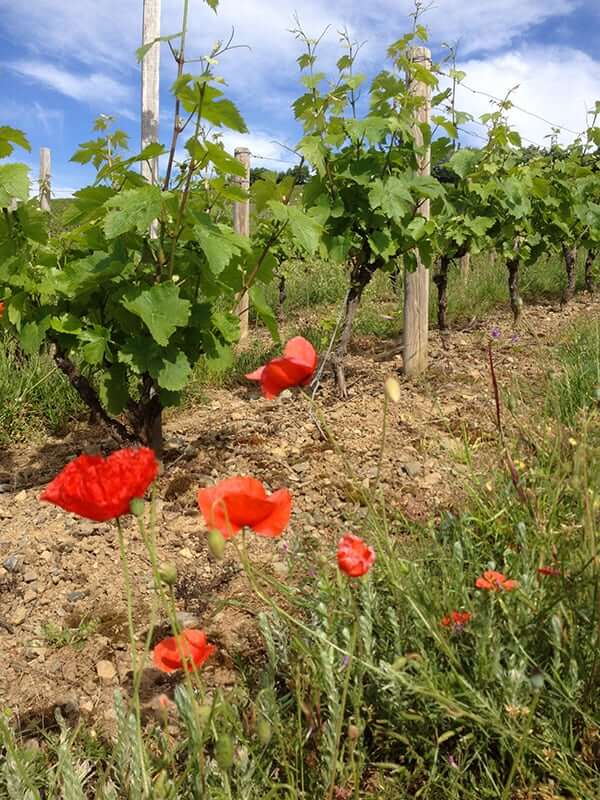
[20,318,50,355]
[447,149,480,179]
[201,98,248,133]
[212,310,240,343]
[203,141,247,177]
[80,326,110,365]
[369,177,413,220]
[155,349,191,391]
[250,284,279,341]
[0,163,30,206]
[136,32,183,63]
[194,219,248,275]
[268,202,322,254]
[103,185,162,238]
[121,283,191,346]
[0,127,31,158]
[17,204,48,244]
[98,365,129,415]
[203,0,218,9]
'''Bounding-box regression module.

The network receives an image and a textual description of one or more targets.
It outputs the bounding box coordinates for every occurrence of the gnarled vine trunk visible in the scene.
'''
[561,243,577,303]
[585,249,596,294]
[433,255,450,332]
[331,255,376,398]
[507,258,522,325]
[54,347,164,458]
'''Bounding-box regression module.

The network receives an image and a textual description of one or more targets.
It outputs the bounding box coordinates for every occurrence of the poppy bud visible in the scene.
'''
[347,723,360,741]
[158,563,177,586]
[197,703,213,726]
[130,498,145,517]
[154,770,169,794]
[392,656,407,671]
[384,376,401,404]
[256,716,272,745]
[208,529,226,560]
[215,733,234,770]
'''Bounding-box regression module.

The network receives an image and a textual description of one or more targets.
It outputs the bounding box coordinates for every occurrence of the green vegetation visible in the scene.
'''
[0,332,82,444]
[1,314,599,800]
[41,618,99,650]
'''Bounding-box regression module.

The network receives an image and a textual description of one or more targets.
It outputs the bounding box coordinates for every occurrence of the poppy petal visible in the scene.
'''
[283,336,317,370]
[252,489,292,537]
[245,366,265,381]
[260,358,312,399]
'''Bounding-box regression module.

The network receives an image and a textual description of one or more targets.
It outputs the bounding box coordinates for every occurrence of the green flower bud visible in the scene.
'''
[208,529,226,560]
[256,717,272,745]
[215,732,234,770]
[197,703,213,726]
[158,563,177,586]
[347,723,360,741]
[130,498,145,517]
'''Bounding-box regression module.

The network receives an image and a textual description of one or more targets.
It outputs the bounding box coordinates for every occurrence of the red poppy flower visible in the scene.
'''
[41,448,158,522]
[475,570,519,592]
[198,476,292,539]
[441,610,472,628]
[0,301,5,318]
[337,533,376,577]
[153,629,215,673]
[537,566,561,577]
[246,336,317,399]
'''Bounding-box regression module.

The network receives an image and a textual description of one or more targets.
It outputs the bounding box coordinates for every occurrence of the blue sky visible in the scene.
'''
[0,0,598,195]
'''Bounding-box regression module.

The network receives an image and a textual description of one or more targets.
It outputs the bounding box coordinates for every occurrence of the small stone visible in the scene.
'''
[40,550,52,561]
[23,570,37,583]
[3,555,21,572]
[96,660,117,684]
[14,490,27,502]
[279,389,293,400]
[11,606,27,625]
[67,590,87,603]
[176,611,201,629]
[292,462,310,474]
[23,589,37,603]
[179,547,194,559]
[80,699,94,713]
[0,483,11,493]
[401,461,421,478]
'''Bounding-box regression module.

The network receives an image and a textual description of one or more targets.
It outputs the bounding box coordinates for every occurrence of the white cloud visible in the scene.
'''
[454,46,600,146]
[9,60,133,108]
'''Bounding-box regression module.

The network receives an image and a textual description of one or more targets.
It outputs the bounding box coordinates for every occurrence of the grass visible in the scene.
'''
[546,318,600,424]
[0,333,83,444]
[1,315,599,799]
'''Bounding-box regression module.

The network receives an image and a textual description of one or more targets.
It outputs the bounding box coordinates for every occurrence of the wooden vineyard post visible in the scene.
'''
[403,46,431,377]
[234,147,251,344]
[39,147,51,212]
[141,0,161,185]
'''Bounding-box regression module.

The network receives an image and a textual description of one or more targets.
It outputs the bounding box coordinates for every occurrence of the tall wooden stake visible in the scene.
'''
[141,0,161,185]
[403,46,431,377]
[234,147,251,343]
[460,252,470,279]
[39,147,51,212]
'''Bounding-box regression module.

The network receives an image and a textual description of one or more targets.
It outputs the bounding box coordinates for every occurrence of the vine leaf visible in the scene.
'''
[121,284,191,346]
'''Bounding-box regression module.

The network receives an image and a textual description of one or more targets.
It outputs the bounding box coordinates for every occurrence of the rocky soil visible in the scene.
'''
[1,296,597,734]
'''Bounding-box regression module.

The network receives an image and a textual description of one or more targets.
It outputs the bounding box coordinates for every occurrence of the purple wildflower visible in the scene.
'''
[490,326,501,340]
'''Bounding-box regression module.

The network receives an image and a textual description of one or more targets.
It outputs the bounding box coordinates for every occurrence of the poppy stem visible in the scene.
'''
[116,519,151,796]
[326,616,358,800]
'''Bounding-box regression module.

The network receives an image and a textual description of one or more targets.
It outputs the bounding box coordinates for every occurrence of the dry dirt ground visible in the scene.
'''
[0,296,598,734]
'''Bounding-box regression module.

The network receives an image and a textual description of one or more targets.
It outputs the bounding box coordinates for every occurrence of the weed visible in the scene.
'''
[41,618,99,650]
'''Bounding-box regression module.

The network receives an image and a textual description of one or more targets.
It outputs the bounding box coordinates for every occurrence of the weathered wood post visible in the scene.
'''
[403,46,432,377]
[39,148,51,212]
[141,0,161,185]
[234,147,251,343]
